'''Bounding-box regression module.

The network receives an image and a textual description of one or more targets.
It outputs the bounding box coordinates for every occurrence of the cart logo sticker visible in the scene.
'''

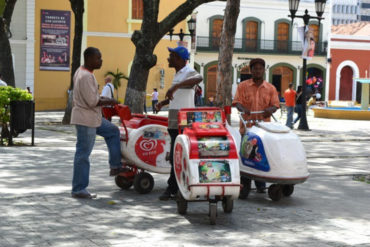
[240,133,270,172]
[199,161,231,183]
[139,139,157,151]
[174,144,183,183]
[135,136,165,166]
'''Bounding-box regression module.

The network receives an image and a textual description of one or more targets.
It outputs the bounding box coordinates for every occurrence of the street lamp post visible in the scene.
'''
[169,17,196,41]
[288,0,326,130]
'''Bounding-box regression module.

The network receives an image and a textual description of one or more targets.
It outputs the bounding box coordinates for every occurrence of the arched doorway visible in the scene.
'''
[206,64,218,103]
[240,65,251,82]
[306,67,324,97]
[272,66,293,97]
[339,66,353,100]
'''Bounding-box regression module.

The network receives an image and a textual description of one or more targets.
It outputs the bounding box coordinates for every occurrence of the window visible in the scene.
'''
[211,18,223,48]
[332,4,336,13]
[245,21,258,51]
[132,0,143,19]
[277,22,289,51]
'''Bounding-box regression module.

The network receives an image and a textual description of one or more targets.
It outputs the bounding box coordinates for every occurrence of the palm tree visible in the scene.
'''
[105,69,129,101]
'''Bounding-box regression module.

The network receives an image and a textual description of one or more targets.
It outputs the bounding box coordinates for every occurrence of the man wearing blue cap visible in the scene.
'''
[156,46,203,200]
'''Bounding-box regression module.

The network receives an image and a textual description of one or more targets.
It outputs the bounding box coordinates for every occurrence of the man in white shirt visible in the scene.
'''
[0,73,7,87]
[101,76,114,121]
[151,88,159,114]
[156,46,203,200]
[101,76,114,99]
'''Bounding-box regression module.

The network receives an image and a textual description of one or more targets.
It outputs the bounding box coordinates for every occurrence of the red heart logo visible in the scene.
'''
[140,139,157,151]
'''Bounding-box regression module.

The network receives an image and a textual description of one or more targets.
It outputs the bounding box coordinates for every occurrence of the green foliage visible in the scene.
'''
[105,69,128,100]
[0,86,33,124]
[105,69,129,90]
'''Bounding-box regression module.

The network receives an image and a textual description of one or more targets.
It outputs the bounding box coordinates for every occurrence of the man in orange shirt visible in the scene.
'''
[283,83,296,129]
[232,58,280,193]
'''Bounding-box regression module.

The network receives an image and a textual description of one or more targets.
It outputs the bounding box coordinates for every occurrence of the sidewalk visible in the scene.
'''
[0,108,369,246]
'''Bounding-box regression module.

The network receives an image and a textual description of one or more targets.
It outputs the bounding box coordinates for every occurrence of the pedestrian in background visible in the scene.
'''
[293,86,303,126]
[283,83,296,129]
[151,88,159,114]
[101,76,114,121]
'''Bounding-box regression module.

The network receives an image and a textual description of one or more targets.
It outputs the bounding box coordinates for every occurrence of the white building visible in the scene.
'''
[194,0,331,102]
[359,0,370,21]
[9,0,35,92]
[332,0,359,25]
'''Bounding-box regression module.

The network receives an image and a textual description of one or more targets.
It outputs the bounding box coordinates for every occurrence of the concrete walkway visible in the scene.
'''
[0,109,369,246]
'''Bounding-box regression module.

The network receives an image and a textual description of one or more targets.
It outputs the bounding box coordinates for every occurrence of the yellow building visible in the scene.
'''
[10,0,191,111]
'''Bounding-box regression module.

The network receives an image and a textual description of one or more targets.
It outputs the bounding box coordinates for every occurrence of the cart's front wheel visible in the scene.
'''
[133,172,154,194]
[222,196,233,213]
[115,175,133,190]
[239,176,251,199]
[282,184,294,197]
[268,184,283,201]
[176,192,188,215]
[209,203,217,225]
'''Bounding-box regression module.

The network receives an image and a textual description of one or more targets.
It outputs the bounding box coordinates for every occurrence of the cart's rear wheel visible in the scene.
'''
[176,192,188,215]
[282,184,294,197]
[268,184,283,201]
[209,203,217,225]
[239,176,251,199]
[115,175,133,190]
[222,196,233,213]
[133,172,154,194]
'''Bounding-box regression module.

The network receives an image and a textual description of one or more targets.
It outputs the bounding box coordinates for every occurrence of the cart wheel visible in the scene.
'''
[176,192,188,215]
[239,176,251,199]
[222,196,233,213]
[282,184,294,197]
[133,172,154,194]
[268,184,283,201]
[209,203,217,225]
[115,175,133,190]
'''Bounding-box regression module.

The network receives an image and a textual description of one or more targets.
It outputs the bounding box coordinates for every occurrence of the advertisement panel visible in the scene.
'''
[40,10,71,71]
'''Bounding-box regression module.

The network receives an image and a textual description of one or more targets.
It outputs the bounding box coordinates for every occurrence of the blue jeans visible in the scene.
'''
[72,118,121,194]
[286,106,294,128]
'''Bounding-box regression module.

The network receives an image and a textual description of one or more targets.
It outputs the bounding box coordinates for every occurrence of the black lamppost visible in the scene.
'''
[169,17,196,41]
[288,0,326,130]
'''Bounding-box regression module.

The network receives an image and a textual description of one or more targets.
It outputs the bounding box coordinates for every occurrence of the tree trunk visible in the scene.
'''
[124,0,226,113]
[215,0,240,123]
[0,0,17,87]
[62,0,84,125]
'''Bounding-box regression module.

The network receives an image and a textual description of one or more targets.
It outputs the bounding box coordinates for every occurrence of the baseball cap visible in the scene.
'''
[168,46,190,60]
[249,58,265,69]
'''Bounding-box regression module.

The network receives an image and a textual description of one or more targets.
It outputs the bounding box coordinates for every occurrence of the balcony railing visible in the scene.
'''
[196,36,327,56]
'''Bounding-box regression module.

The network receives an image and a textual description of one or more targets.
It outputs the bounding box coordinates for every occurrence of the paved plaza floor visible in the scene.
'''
[0,109,369,246]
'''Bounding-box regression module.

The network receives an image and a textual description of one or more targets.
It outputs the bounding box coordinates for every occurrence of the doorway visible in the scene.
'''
[339,66,353,101]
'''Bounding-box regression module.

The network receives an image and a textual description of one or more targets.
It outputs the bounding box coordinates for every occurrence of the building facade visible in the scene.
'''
[332,0,359,25]
[359,0,370,20]
[327,22,370,102]
[194,0,331,103]
[9,0,191,111]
